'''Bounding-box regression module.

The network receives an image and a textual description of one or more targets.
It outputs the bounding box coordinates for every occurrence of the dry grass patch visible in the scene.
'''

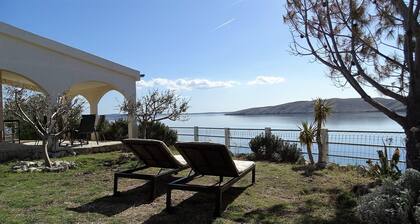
[0,152,372,223]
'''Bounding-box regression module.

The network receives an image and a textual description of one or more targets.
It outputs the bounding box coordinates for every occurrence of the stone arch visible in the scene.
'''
[97,89,126,116]
[66,80,138,138]
[0,69,48,94]
[71,94,91,115]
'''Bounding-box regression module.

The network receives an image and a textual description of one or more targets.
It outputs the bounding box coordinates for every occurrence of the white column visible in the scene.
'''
[128,111,137,138]
[89,98,99,140]
[89,99,98,115]
[126,83,138,139]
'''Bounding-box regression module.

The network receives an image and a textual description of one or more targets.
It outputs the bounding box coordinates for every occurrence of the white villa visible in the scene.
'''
[0,22,141,139]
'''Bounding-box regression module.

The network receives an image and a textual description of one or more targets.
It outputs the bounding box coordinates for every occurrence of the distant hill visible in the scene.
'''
[105,114,127,121]
[226,98,405,115]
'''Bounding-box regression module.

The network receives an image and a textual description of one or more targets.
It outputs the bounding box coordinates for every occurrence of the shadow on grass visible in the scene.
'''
[142,186,248,224]
[297,189,361,224]
[291,165,325,177]
[233,204,290,223]
[67,176,179,217]
[232,187,361,224]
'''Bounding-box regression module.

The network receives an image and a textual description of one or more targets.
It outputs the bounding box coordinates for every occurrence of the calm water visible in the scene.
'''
[162,112,406,168]
[162,112,403,131]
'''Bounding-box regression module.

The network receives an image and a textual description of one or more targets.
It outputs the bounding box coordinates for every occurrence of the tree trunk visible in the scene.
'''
[42,137,53,167]
[405,37,420,170]
[316,122,322,167]
[307,145,315,165]
[142,122,147,139]
[405,88,420,170]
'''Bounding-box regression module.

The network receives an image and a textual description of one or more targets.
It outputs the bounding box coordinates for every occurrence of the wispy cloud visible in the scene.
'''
[137,78,240,90]
[138,75,285,90]
[247,76,286,85]
[231,0,246,7]
[213,18,236,31]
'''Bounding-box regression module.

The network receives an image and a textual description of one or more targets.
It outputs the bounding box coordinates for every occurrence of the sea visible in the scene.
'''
[106,112,402,131]
[162,112,402,131]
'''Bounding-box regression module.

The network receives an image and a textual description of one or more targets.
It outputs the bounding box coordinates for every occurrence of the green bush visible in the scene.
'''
[138,121,177,146]
[249,133,303,163]
[16,121,40,140]
[365,144,401,181]
[336,191,357,209]
[102,119,128,140]
[356,169,420,224]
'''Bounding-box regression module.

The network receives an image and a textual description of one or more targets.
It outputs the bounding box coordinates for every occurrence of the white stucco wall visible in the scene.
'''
[0,22,140,138]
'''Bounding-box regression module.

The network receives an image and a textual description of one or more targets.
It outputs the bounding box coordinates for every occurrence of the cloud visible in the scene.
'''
[231,0,246,6]
[137,78,240,90]
[247,76,286,85]
[213,18,236,31]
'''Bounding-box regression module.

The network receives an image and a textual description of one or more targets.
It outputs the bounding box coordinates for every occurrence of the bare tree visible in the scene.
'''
[121,89,189,138]
[284,0,420,169]
[5,88,84,167]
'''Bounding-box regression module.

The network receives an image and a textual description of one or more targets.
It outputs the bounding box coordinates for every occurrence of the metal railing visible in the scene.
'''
[171,126,406,168]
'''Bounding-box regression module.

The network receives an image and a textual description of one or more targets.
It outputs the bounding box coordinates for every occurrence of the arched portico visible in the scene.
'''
[0,22,140,139]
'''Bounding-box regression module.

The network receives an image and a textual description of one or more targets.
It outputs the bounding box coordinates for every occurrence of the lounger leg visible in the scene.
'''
[95,132,99,145]
[252,167,256,184]
[113,174,120,196]
[150,178,158,200]
[214,190,223,217]
[166,188,173,212]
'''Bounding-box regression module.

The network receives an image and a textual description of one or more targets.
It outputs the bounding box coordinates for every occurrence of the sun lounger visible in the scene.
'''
[114,139,189,200]
[167,142,256,216]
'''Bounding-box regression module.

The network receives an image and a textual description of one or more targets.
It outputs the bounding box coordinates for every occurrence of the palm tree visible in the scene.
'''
[298,121,316,165]
[314,98,333,168]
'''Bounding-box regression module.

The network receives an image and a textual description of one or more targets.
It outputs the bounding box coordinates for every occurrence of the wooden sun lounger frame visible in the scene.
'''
[114,164,188,200]
[166,142,256,217]
[113,139,189,200]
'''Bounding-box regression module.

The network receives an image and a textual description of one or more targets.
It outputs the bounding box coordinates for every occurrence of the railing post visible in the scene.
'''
[319,128,329,167]
[224,128,230,148]
[194,126,199,142]
[265,127,272,137]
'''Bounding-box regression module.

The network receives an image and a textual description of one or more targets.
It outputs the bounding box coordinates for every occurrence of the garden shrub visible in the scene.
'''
[102,119,128,140]
[365,145,401,181]
[336,191,357,209]
[17,121,40,140]
[249,133,303,163]
[138,121,177,146]
[356,169,420,224]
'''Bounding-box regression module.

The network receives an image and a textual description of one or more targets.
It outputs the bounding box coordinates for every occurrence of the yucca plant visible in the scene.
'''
[298,121,316,165]
[313,98,333,168]
[366,138,401,180]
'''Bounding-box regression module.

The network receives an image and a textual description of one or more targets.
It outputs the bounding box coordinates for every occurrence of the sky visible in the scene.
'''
[0,0,380,114]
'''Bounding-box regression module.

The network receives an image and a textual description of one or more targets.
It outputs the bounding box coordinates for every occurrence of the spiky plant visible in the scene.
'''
[298,121,316,165]
[314,98,333,168]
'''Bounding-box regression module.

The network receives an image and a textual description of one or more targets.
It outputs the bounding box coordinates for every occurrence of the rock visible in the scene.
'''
[103,161,113,167]
[12,165,21,170]
[352,184,370,196]
[44,167,61,172]
[11,160,77,173]
[28,167,40,172]
[26,161,36,166]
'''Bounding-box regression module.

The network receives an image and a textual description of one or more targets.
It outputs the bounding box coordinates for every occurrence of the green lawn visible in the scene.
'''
[0,152,372,224]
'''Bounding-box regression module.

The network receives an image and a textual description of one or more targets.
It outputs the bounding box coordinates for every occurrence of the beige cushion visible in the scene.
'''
[174,154,187,166]
[233,160,255,173]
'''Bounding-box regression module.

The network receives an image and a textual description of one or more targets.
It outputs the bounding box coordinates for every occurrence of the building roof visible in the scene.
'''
[0,22,140,81]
